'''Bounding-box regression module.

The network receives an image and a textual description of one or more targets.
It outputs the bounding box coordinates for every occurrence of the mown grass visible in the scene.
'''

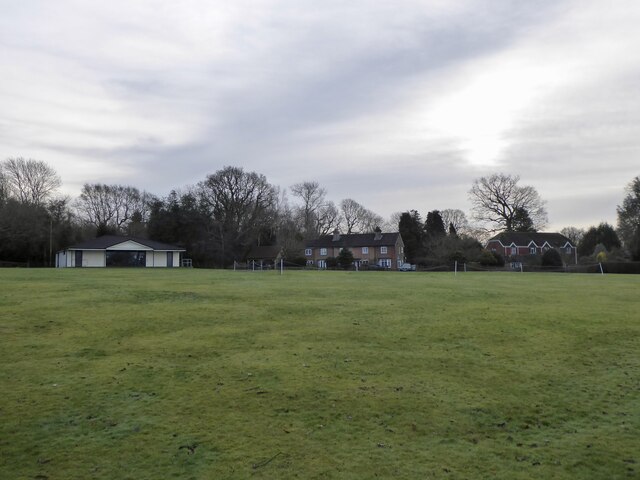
[0,269,639,479]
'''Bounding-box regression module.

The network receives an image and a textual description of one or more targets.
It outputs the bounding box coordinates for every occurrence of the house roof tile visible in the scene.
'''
[307,232,401,248]
[66,235,185,251]
[488,232,574,248]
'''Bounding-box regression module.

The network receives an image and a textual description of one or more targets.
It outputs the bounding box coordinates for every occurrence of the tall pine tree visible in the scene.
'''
[398,210,424,263]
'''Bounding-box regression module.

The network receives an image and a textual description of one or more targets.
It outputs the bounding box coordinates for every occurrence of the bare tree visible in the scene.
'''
[469,173,547,232]
[198,166,279,264]
[274,200,305,259]
[560,226,585,245]
[75,183,148,234]
[290,181,343,238]
[0,170,8,205]
[385,211,403,232]
[315,201,342,236]
[360,209,384,233]
[339,198,384,234]
[290,181,326,235]
[440,209,470,236]
[616,176,640,259]
[340,198,363,234]
[1,157,61,205]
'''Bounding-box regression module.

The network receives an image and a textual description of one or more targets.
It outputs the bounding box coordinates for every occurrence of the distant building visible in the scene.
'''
[56,235,185,268]
[305,229,405,270]
[486,232,577,265]
[245,245,283,267]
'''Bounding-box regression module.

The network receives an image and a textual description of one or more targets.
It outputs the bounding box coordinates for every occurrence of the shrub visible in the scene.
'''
[337,249,354,269]
[325,256,338,269]
[448,250,467,264]
[288,256,308,267]
[602,262,640,274]
[478,250,498,266]
[541,249,563,267]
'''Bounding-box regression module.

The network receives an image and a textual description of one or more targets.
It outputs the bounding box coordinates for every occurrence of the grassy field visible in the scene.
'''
[0,269,639,479]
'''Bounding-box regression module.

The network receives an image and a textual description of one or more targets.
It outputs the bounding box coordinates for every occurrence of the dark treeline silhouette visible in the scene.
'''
[1,157,638,267]
[0,161,393,267]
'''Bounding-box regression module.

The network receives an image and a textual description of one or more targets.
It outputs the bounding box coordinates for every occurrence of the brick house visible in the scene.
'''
[305,229,405,270]
[486,232,578,265]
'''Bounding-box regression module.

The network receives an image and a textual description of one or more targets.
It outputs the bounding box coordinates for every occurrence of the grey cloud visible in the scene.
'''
[1,0,638,230]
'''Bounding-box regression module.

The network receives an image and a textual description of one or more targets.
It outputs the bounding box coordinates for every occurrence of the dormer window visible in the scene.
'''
[529,247,536,254]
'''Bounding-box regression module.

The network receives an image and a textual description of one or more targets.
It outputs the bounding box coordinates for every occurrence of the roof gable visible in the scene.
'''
[487,232,574,248]
[107,240,152,251]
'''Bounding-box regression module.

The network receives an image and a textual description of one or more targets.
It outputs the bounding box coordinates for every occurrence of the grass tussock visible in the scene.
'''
[1,269,639,479]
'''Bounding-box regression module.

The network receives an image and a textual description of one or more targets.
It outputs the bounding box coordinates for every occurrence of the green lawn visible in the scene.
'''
[1,269,639,479]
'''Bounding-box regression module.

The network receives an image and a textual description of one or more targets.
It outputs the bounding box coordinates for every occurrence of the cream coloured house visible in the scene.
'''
[56,235,185,268]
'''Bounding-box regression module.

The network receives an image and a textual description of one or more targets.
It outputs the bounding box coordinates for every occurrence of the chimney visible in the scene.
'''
[332,228,341,242]
[374,226,383,241]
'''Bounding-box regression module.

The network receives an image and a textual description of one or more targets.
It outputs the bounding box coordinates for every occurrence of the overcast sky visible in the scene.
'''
[1,0,639,230]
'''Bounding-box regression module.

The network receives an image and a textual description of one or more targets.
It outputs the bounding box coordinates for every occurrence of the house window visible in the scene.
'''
[362,247,369,255]
[529,247,537,254]
[566,247,572,254]
[379,259,391,268]
[318,259,326,269]
[511,247,517,255]
[305,248,312,256]
[320,248,327,256]
[380,246,388,254]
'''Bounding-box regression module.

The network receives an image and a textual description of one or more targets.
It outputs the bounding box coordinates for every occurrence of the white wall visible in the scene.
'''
[147,251,167,267]
[84,251,105,267]
[56,251,67,268]
[147,251,181,267]
[58,248,181,267]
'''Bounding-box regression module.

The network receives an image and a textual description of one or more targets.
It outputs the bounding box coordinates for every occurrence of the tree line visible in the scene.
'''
[0,160,389,267]
[1,157,638,266]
